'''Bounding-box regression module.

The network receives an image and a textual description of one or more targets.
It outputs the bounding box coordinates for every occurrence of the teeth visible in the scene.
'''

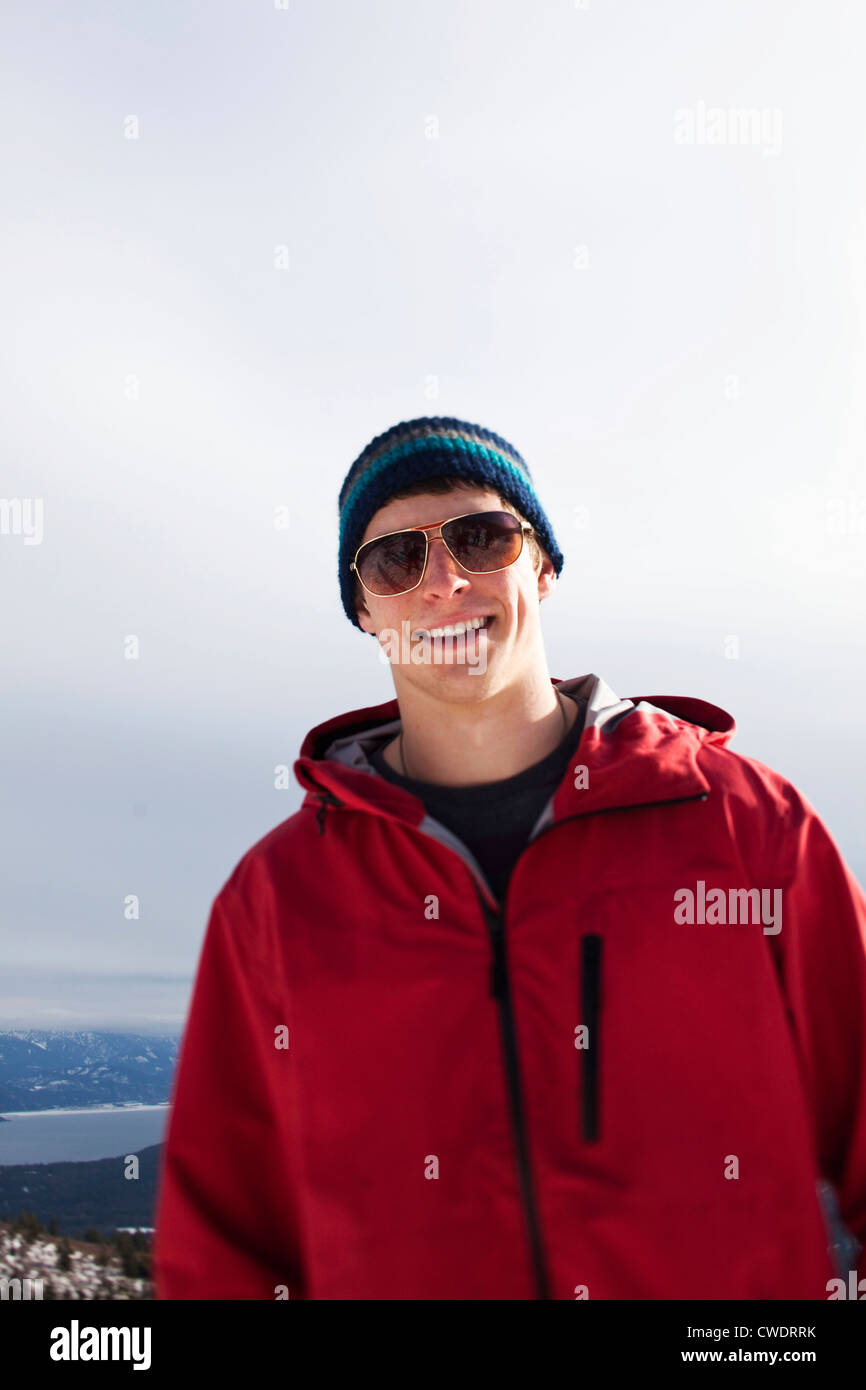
[414,616,490,639]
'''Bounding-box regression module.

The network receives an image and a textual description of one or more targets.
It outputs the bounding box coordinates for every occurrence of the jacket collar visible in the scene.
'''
[293,673,735,829]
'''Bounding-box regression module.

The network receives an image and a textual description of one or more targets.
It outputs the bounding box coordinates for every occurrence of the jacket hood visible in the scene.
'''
[293,673,736,834]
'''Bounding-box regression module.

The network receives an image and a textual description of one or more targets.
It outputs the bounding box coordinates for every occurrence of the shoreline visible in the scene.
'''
[0,1102,170,1119]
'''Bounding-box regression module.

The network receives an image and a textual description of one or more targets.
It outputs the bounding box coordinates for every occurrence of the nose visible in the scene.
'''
[422,533,469,596]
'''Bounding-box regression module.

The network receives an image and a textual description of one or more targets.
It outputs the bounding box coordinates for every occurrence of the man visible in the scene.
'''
[153,415,866,1300]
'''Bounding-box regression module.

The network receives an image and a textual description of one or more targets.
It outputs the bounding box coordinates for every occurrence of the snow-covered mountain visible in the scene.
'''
[0,1032,178,1112]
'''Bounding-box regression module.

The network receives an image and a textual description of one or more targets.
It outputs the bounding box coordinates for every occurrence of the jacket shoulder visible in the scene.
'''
[695,740,843,886]
[212,804,314,911]
[697,741,811,820]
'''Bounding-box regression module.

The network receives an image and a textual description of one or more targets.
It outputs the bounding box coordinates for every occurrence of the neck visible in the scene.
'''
[385,672,575,786]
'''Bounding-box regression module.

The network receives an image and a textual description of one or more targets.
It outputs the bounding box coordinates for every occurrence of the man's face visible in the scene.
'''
[354,487,556,703]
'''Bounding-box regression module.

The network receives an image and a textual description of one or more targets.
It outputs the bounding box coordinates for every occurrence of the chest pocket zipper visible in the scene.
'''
[580,933,603,1142]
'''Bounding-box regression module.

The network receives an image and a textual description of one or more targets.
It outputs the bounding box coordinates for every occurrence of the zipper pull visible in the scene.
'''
[315,790,343,835]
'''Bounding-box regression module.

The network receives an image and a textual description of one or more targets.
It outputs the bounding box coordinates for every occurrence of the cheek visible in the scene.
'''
[516,583,544,623]
[372,604,411,638]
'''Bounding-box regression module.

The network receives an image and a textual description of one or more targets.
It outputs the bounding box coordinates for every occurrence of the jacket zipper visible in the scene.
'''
[580,934,602,1142]
[482,898,552,1301]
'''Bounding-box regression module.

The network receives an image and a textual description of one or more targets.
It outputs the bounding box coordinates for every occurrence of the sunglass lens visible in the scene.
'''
[357,531,427,595]
[444,511,523,572]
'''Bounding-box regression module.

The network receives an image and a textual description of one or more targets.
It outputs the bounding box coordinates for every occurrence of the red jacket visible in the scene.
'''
[153,674,866,1299]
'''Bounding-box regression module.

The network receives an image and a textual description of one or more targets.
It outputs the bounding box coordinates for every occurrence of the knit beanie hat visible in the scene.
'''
[338,416,564,630]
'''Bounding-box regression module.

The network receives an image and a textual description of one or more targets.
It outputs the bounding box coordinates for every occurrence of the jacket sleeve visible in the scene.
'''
[765,783,866,1283]
[153,879,307,1299]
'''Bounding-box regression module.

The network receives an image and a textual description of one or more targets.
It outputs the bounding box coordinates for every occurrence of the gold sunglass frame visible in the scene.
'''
[350,509,534,598]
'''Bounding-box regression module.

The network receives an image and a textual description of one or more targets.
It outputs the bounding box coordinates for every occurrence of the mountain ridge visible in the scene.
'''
[0,1030,179,1112]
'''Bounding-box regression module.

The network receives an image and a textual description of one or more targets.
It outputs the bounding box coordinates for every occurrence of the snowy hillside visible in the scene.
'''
[0,1219,152,1299]
[0,1031,178,1112]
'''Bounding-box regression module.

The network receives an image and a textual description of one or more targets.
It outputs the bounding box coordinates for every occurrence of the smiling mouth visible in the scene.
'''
[410,615,493,640]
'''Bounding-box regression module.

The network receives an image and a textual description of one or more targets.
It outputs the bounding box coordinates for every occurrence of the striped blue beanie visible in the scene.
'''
[338,416,564,630]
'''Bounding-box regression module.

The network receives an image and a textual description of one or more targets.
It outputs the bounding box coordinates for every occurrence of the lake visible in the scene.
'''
[0,1104,170,1165]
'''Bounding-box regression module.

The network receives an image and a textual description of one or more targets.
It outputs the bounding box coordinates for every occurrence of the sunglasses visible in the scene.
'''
[350,509,533,598]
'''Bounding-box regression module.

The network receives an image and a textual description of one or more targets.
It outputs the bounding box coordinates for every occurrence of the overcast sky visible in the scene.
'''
[2,0,864,1033]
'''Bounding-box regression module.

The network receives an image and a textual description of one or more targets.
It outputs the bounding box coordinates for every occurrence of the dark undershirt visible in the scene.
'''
[367,694,588,903]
